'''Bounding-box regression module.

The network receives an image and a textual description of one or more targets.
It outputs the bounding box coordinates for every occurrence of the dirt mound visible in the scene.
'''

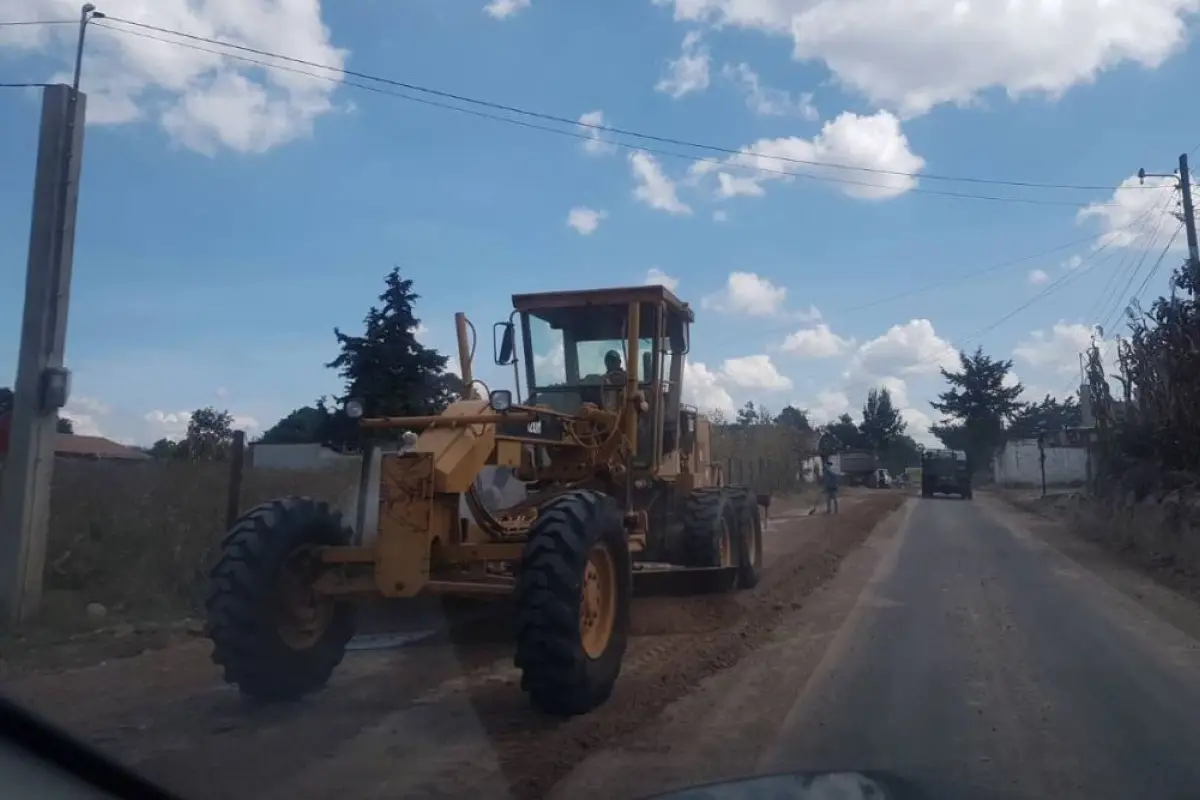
[444,492,906,799]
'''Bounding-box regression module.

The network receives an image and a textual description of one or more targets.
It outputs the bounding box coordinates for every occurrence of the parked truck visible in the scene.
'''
[832,450,880,488]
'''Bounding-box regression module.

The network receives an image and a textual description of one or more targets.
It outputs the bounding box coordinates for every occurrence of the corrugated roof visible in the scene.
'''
[0,413,149,460]
[55,433,150,460]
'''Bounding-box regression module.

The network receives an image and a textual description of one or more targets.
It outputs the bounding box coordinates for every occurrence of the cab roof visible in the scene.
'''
[511,284,694,323]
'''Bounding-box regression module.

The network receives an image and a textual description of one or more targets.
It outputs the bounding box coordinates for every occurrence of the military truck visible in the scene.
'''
[920,449,972,499]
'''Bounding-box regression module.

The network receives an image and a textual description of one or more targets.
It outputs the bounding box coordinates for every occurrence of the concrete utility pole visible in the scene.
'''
[0,6,97,627]
[1138,152,1200,295]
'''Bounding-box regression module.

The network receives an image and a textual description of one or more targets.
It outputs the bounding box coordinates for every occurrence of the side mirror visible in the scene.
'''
[494,321,516,366]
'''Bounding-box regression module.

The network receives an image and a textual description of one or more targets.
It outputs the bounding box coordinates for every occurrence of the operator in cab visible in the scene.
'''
[604,349,626,383]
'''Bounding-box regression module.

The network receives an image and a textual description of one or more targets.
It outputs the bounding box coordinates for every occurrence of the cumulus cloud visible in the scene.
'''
[723,62,818,119]
[1077,175,1182,250]
[654,0,1198,118]
[630,151,692,215]
[703,272,788,316]
[566,206,608,235]
[1,1,349,155]
[846,318,958,384]
[1013,322,1098,377]
[689,111,925,201]
[1028,269,1050,285]
[780,323,855,358]
[484,0,531,19]
[656,30,711,98]
[719,355,793,391]
[645,267,680,291]
[684,361,735,414]
[578,109,616,156]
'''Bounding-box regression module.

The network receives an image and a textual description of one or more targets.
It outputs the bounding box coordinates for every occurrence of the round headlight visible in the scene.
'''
[345,399,364,419]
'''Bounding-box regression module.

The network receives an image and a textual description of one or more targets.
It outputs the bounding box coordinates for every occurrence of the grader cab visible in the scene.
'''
[205,284,769,716]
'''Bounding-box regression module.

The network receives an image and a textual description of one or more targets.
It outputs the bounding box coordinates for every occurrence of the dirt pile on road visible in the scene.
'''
[437,492,906,799]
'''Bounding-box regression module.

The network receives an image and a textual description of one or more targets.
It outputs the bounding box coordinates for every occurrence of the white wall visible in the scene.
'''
[993,439,1087,487]
[250,443,358,471]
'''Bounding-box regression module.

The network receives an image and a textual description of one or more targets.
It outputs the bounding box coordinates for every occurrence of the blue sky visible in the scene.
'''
[1,0,1198,446]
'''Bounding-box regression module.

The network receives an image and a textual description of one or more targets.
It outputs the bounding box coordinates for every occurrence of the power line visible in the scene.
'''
[90,24,1125,209]
[829,219,1147,316]
[0,83,53,88]
[0,20,76,27]
[1091,208,1171,335]
[97,14,1140,199]
[1098,222,1182,338]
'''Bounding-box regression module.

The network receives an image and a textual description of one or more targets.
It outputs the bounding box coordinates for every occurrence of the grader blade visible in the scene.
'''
[631,564,740,597]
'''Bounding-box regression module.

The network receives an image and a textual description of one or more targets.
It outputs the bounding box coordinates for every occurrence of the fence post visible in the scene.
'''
[225,430,246,531]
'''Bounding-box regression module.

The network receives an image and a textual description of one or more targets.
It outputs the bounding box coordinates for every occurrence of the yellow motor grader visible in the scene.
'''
[204,284,769,717]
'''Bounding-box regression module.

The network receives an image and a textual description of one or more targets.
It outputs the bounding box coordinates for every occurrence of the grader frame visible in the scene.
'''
[205,284,769,716]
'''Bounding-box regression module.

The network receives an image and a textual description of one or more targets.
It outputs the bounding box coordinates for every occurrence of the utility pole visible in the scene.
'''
[1138,152,1200,295]
[0,5,97,628]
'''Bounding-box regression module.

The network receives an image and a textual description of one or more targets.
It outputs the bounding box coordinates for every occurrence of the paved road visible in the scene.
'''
[762,494,1200,800]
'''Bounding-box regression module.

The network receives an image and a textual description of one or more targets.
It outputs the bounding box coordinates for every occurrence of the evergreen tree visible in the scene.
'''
[326,267,458,446]
[859,387,906,453]
[930,347,1024,469]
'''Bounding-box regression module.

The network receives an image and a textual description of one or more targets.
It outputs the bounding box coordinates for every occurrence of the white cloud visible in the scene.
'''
[484,0,531,19]
[630,151,692,215]
[901,406,937,447]
[61,396,110,438]
[712,209,729,222]
[656,30,711,98]
[214,386,229,398]
[723,62,817,119]
[2,1,349,155]
[703,271,787,316]
[578,110,616,156]
[1028,269,1050,285]
[805,390,851,424]
[1013,322,1097,377]
[683,361,735,414]
[780,323,855,358]
[846,319,958,384]
[142,409,258,439]
[690,111,924,201]
[566,206,608,235]
[1062,255,1084,271]
[655,0,1198,118]
[645,267,680,291]
[719,355,792,391]
[1077,175,1181,250]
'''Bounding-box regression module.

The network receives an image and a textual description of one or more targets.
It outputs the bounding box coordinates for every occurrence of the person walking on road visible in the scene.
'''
[822,459,840,514]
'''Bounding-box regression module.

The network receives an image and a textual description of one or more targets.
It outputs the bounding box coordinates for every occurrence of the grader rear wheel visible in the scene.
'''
[514,490,631,717]
[206,497,356,701]
[681,488,735,569]
[733,490,764,589]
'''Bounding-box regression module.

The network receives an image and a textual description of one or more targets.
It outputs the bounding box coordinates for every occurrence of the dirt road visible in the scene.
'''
[11,489,1198,799]
[1,489,893,799]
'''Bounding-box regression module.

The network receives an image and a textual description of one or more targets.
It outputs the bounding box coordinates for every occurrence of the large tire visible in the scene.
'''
[731,489,764,589]
[206,497,356,701]
[681,488,735,569]
[514,490,631,717]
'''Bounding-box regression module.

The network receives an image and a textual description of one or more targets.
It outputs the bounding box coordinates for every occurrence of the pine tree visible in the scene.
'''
[930,347,1024,469]
[326,268,458,445]
[859,387,906,453]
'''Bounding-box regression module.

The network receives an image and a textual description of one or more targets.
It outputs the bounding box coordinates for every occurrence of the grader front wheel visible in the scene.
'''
[514,490,632,717]
[206,498,356,701]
